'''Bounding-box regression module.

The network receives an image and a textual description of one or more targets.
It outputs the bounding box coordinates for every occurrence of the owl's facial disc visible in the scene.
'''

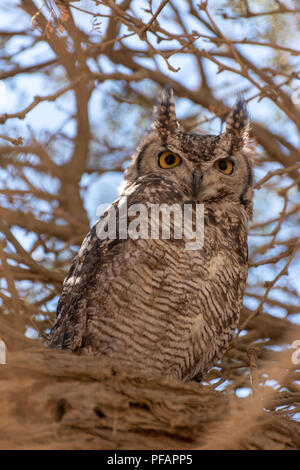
[123,86,252,214]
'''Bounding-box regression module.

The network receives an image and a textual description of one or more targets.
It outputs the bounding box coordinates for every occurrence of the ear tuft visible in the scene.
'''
[225,98,249,147]
[153,84,179,135]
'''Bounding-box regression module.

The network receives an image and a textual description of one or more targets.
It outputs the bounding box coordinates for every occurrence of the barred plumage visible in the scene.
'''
[48,87,253,382]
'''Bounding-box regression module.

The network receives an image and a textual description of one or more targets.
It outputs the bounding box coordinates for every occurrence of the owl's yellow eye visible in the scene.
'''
[214,159,234,175]
[159,151,181,169]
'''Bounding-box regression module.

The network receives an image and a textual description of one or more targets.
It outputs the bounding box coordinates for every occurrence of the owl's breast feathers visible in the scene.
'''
[49,178,249,381]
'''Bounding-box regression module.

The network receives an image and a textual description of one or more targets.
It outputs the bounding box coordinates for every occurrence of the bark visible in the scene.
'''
[0,348,299,450]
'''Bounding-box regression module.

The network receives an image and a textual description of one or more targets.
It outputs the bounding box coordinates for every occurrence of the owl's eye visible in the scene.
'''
[214,159,234,175]
[159,151,181,169]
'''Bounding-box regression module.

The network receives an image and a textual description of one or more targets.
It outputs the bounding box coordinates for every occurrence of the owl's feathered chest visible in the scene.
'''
[90,216,248,380]
[49,184,249,381]
[100,197,249,316]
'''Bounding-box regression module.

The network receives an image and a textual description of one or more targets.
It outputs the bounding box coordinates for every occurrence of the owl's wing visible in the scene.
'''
[48,222,105,350]
[48,180,141,351]
[49,177,182,353]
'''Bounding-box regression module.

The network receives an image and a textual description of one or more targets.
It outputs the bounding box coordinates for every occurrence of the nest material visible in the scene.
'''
[0,347,299,450]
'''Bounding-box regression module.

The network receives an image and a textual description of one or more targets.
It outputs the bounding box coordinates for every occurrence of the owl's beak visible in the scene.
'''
[192,168,203,198]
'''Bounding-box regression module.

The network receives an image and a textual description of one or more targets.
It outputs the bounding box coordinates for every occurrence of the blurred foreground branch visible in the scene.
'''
[0,346,299,450]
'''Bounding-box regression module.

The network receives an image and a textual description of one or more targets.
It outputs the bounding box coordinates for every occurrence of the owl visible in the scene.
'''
[48,86,253,382]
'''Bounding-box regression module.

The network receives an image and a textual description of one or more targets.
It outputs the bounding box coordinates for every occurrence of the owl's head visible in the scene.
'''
[124,86,253,217]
